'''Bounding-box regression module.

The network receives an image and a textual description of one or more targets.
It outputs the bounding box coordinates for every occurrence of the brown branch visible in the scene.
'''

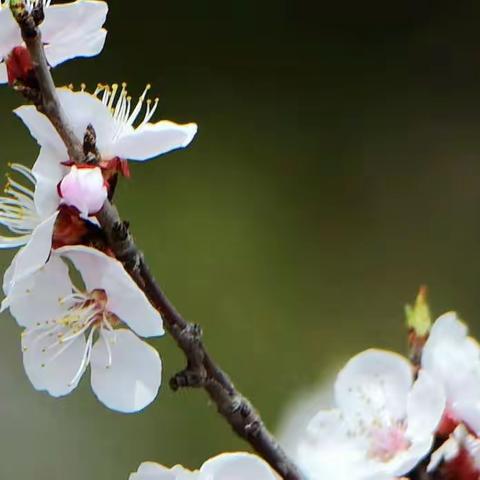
[11,7,304,480]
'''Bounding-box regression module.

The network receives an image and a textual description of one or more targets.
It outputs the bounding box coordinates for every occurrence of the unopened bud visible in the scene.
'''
[59,166,107,216]
[9,0,27,21]
[405,286,432,337]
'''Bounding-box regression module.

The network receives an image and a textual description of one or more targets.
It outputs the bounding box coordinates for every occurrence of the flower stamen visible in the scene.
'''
[93,82,159,140]
[0,163,39,246]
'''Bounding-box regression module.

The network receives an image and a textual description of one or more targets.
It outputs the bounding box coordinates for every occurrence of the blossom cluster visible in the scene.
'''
[1,1,477,480]
[0,0,199,415]
[293,308,480,480]
[0,1,283,478]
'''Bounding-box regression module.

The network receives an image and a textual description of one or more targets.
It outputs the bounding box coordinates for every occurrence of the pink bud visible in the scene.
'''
[59,166,108,216]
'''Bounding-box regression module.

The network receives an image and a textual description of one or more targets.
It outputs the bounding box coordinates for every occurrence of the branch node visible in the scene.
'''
[245,420,262,438]
[170,368,206,390]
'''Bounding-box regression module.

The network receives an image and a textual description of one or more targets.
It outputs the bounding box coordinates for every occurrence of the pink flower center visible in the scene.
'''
[368,425,411,462]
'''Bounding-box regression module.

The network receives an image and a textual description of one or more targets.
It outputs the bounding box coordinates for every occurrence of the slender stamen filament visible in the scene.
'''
[23,289,122,384]
[0,164,40,245]
[101,325,113,368]
[69,325,97,386]
[93,83,159,140]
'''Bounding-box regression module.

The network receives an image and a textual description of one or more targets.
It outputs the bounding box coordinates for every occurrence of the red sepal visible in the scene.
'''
[6,46,34,86]
[442,448,480,480]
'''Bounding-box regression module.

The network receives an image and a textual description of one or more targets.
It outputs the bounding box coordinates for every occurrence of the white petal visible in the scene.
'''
[298,410,374,480]
[0,62,7,84]
[7,254,72,328]
[130,462,193,480]
[201,452,279,480]
[32,147,65,217]
[45,29,106,68]
[0,8,22,59]
[422,312,480,424]
[42,1,108,66]
[2,253,16,296]
[56,89,115,154]
[114,121,198,161]
[335,349,413,425]
[427,425,467,472]
[423,312,480,372]
[57,245,164,338]
[406,370,445,440]
[384,437,433,476]
[11,212,58,283]
[15,105,66,156]
[22,327,87,397]
[90,329,162,413]
[452,401,480,436]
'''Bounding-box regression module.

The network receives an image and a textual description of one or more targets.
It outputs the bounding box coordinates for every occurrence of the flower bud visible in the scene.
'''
[405,286,432,337]
[59,165,107,216]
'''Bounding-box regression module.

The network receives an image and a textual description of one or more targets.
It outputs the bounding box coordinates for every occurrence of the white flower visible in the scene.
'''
[59,165,107,216]
[297,349,445,480]
[4,245,164,413]
[0,0,108,84]
[129,452,280,480]
[0,162,59,287]
[421,312,480,435]
[15,84,198,180]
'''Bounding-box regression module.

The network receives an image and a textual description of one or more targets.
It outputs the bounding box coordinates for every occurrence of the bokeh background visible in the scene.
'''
[1,0,480,477]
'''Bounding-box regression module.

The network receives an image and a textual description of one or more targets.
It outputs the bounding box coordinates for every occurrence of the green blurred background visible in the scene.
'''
[1,0,480,477]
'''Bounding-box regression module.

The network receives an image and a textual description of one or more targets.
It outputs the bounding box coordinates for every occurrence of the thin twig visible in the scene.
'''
[11,8,304,480]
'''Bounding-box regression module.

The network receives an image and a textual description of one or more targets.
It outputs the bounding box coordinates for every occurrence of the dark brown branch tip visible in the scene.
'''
[17,14,37,38]
[31,4,45,26]
[83,124,100,165]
